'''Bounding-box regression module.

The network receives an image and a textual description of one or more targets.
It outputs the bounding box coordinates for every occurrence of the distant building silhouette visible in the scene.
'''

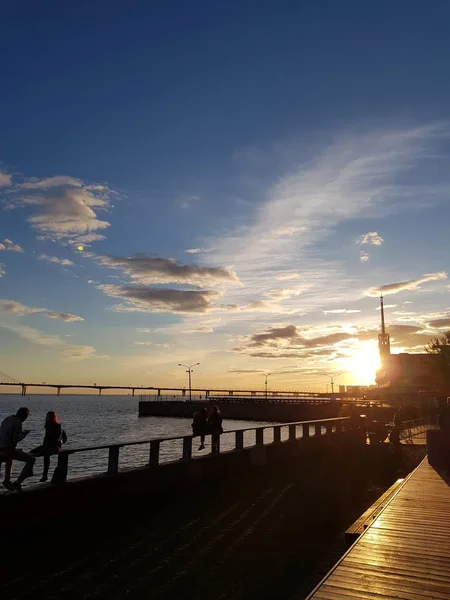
[376,296,439,389]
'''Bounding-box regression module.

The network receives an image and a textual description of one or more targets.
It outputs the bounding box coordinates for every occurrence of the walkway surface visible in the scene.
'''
[0,461,388,600]
[307,457,450,600]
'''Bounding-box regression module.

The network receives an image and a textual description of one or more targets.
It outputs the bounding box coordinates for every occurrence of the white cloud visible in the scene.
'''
[0,264,5,278]
[0,299,84,322]
[357,232,384,246]
[366,272,448,297]
[0,172,12,187]
[185,248,204,254]
[6,175,112,244]
[0,239,24,252]
[359,251,370,263]
[184,327,214,333]
[39,254,74,266]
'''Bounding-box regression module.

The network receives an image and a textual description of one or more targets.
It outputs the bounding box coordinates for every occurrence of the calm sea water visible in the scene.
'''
[0,394,281,483]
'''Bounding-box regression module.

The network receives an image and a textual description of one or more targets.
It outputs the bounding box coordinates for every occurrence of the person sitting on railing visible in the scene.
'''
[192,408,208,451]
[0,407,35,492]
[438,397,450,437]
[208,406,223,452]
[31,411,67,482]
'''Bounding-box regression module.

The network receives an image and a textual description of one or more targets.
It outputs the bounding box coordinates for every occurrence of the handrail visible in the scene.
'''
[59,417,351,455]
[47,416,352,484]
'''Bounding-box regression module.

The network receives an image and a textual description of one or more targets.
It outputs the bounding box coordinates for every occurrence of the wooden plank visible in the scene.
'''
[307,459,450,600]
[345,478,404,546]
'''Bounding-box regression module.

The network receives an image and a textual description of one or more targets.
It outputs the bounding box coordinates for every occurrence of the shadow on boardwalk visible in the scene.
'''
[0,446,426,600]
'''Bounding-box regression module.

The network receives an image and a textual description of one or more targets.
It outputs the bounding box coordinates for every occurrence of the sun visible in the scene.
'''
[341,344,380,385]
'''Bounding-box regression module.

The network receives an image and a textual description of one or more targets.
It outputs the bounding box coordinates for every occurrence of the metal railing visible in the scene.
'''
[139,395,383,406]
[399,417,432,444]
[51,417,351,483]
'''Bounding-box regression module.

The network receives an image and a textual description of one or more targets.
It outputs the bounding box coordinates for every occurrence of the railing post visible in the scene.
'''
[182,436,192,460]
[51,452,69,484]
[326,422,333,435]
[273,426,281,444]
[256,429,264,446]
[315,423,322,436]
[302,423,310,438]
[335,420,342,433]
[289,424,296,441]
[212,433,220,454]
[235,430,244,451]
[107,445,120,475]
[149,440,160,466]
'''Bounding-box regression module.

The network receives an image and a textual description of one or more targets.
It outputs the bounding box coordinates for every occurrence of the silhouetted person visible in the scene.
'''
[192,408,208,451]
[0,407,35,491]
[389,407,403,448]
[208,406,223,452]
[439,397,450,437]
[31,411,67,482]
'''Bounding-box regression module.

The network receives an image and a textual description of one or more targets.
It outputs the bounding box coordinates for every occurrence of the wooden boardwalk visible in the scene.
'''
[307,458,450,600]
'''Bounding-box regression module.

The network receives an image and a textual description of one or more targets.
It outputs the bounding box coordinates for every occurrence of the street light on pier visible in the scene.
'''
[320,373,341,395]
[263,373,271,399]
[178,362,200,402]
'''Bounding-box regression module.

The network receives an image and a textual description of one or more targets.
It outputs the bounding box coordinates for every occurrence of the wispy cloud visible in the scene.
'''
[0,264,5,278]
[323,309,361,314]
[366,272,447,296]
[133,341,170,348]
[207,124,450,314]
[0,322,105,361]
[0,299,84,322]
[39,254,74,266]
[0,239,24,252]
[184,248,205,254]
[275,273,300,281]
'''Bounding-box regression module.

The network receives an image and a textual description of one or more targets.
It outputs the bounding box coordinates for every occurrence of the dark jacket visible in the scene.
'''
[208,412,223,434]
[43,423,63,451]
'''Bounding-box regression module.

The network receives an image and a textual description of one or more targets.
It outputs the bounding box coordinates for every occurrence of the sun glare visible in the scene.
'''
[342,344,380,385]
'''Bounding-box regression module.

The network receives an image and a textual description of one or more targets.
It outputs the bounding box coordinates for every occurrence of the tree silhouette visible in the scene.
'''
[425,330,450,387]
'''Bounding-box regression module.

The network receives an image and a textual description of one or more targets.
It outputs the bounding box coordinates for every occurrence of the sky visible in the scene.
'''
[1,1,450,392]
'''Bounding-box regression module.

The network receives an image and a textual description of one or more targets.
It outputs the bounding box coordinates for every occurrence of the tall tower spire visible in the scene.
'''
[378,295,390,363]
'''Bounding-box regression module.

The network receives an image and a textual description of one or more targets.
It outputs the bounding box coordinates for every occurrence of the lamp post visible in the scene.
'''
[321,373,341,395]
[263,373,271,399]
[178,362,200,402]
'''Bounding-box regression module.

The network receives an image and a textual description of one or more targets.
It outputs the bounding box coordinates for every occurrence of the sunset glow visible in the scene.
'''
[340,344,380,386]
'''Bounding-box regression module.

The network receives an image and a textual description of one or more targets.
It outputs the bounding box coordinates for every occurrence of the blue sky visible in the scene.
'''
[1,1,450,391]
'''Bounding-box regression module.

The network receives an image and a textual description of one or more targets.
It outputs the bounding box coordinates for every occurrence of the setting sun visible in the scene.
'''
[339,344,380,385]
